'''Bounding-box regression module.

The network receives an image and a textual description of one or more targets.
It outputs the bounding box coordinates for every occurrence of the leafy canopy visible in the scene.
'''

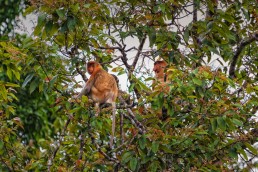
[0,0,258,171]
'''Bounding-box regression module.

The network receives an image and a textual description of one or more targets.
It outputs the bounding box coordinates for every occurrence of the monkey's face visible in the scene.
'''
[87,65,94,75]
[153,64,165,77]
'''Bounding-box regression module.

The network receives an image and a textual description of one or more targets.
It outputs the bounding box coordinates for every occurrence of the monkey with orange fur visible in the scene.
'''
[152,60,170,93]
[153,60,167,83]
[76,61,118,147]
[152,60,170,120]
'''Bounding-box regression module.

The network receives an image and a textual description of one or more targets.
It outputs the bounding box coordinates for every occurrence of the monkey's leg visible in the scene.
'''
[94,102,100,116]
[109,102,116,147]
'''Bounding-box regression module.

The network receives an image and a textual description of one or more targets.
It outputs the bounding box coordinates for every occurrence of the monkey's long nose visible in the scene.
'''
[153,69,159,74]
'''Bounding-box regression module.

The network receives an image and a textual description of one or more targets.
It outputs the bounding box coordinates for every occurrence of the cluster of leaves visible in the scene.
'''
[147,65,258,171]
[0,41,30,171]
[0,0,258,171]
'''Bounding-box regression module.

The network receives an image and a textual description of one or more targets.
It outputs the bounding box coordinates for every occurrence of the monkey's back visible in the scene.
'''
[91,69,118,103]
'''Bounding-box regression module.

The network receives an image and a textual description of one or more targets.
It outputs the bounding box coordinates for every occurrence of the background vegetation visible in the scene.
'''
[0,0,258,171]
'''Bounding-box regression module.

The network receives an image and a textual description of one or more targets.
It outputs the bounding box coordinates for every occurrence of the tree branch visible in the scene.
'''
[76,62,87,82]
[118,95,145,134]
[229,33,258,78]
[132,34,147,68]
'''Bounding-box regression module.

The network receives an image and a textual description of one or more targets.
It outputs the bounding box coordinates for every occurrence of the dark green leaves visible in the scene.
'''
[139,135,147,150]
[67,17,77,31]
[217,116,226,131]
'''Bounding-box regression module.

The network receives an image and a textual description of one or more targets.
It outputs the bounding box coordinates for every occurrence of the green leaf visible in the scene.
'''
[37,13,47,27]
[34,24,44,36]
[241,9,250,21]
[160,145,173,153]
[5,83,19,87]
[138,80,151,91]
[0,140,3,150]
[159,4,166,13]
[139,135,146,150]
[67,17,76,31]
[207,0,215,13]
[81,95,88,103]
[232,118,243,127]
[129,157,137,171]
[29,78,39,94]
[244,143,258,155]
[6,67,12,80]
[71,3,80,14]
[45,21,53,35]
[22,74,34,88]
[10,156,16,164]
[217,117,226,131]
[151,141,159,153]
[129,83,135,92]
[208,46,220,55]
[238,147,248,160]
[122,151,133,164]
[222,14,235,23]
[148,27,156,47]
[229,147,238,158]
[184,27,189,43]
[23,6,36,15]
[149,160,159,172]
[48,23,59,37]
[11,69,20,80]
[49,75,58,89]
[56,9,66,19]
[84,4,91,8]
[193,78,202,86]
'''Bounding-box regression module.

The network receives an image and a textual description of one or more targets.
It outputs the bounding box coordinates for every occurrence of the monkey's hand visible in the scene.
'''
[85,85,91,95]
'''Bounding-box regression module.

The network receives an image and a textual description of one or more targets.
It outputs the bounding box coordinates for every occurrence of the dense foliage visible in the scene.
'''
[1,0,258,171]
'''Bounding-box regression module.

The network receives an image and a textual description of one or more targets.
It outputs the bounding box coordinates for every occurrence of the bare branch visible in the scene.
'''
[75,62,87,82]
[118,95,145,134]
[132,34,147,68]
[193,0,198,23]
[115,40,131,70]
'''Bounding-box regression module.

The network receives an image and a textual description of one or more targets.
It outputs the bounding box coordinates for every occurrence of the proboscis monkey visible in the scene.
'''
[153,60,169,120]
[153,60,169,91]
[76,61,118,147]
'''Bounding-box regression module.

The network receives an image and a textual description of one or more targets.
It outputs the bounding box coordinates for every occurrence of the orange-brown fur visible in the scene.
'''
[153,60,169,120]
[76,61,118,147]
[83,61,118,104]
[152,60,169,93]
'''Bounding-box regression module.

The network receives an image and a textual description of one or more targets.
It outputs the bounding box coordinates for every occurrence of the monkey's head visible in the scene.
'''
[153,60,167,77]
[87,61,102,75]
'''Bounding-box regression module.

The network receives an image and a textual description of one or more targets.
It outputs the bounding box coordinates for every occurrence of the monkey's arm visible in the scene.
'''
[84,76,95,94]
[76,77,94,99]
[75,84,87,99]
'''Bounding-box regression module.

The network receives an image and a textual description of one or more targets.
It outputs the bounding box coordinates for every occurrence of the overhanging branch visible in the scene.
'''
[229,33,258,78]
